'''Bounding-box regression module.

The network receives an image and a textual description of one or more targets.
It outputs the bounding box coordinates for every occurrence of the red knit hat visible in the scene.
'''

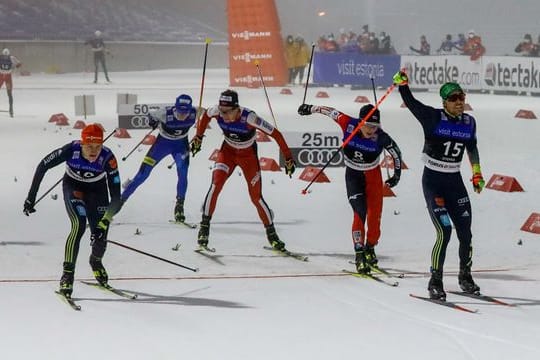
[81,123,104,144]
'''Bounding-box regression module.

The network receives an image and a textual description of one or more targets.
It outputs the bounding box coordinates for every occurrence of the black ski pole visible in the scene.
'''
[301,44,316,105]
[121,128,154,161]
[107,239,199,272]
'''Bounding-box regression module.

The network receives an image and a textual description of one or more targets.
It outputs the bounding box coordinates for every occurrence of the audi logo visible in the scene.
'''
[296,148,343,166]
[130,115,149,128]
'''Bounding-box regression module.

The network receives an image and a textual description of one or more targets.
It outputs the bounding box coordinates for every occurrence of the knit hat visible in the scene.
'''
[439,82,464,100]
[81,123,104,144]
[359,104,380,126]
[175,94,192,113]
[219,89,239,108]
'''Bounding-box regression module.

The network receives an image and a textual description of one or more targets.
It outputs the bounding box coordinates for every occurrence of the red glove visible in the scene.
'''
[470,164,485,193]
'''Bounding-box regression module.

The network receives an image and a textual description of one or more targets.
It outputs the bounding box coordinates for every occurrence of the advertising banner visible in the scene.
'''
[400,55,483,90]
[482,56,540,92]
[228,0,288,87]
[313,53,400,86]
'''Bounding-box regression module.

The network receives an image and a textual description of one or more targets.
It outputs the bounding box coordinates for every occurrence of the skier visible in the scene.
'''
[84,30,111,83]
[190,89,296,251]
[0,48,22,117]
[393,70,485,301]
[23,124,122,298]
[297,103,402,273]
[121,94,197,223]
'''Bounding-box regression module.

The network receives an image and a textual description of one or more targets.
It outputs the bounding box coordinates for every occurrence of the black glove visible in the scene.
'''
[297,104,313,116]
[148,114,159,130]
[91,219,110,245]
[23,198,36,216]
[190,135,203,156]
[284,158,296,178]
[385,175,400,188]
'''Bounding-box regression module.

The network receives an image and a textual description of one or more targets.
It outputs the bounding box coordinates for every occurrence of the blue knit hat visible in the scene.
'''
[175,94,192,113]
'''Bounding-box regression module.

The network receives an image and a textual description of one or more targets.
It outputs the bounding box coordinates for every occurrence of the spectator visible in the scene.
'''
[462,30,485,60]
[379,31,393,54]
[0,48,22,117]
[293,36,310,85]
[454,33,466,52]
[324,33,339,52]
[84,30,111,83]
[410,35,431,55]
[284,35,296,84]
[514,34,539,57]
[437,34,459,54]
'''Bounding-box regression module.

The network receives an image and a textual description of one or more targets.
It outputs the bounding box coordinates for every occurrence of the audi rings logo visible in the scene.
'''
[293,148,344,167]
[130,115,149,128]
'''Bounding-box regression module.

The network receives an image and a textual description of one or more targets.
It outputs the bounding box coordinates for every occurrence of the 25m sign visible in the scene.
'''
[282,131,344,168]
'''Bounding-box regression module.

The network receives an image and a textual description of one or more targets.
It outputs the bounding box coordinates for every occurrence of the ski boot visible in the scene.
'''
[428,269,446,301]
[458,266,480,294]
[354,248,370,274]
[265,224,286,251]
[364,246,378,267]
[174,198,185,223]
[197,215,211,247]
[59,262,75,297]
[89,255,108,286]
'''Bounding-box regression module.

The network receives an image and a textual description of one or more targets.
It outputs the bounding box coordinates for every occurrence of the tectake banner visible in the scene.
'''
[483,56,540,92]
[400,55,483,91]
[313,53,400,86]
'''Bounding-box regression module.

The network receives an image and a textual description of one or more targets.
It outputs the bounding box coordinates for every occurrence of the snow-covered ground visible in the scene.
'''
[1,69,539,359]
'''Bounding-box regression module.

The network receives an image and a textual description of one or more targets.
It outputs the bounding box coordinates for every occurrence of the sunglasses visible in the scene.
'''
[446,93,466,102]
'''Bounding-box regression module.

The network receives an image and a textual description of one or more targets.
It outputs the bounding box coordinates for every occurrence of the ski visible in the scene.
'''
[81,281,138,300]
[195,245,216,253]
[347,261,404,278]
[342,269,399,287]
[168,220,197,229]
[263,246,309,262]
[55,290,81,311]
[448,291,515,307]
[409,293,478,313]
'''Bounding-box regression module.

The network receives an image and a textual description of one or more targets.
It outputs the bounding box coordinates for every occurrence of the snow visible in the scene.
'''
[1,69,539,359]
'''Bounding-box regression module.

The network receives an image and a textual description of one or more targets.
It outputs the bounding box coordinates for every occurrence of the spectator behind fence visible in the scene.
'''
[284,35,296,84]
[454,33,466,52]
[437,34,459,54]
[292,36,310,85]
[379,31,393,54]
[462,30,485,61]
[410,35,431,55]
[514,34,539,57]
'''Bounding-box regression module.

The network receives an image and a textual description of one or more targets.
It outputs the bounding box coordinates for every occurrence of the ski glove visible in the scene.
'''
[385,175,400,188]
[297,104,313,116]
[148,114,159,130]
[91,219,110,244]
[471,164,485,193]
[392,71,408,86]
[23,198,36,216]
[285,158,296,177]
[190,135,203,156]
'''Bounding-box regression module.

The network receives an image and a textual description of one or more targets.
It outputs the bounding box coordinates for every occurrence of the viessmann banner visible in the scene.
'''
[313,53,400,86]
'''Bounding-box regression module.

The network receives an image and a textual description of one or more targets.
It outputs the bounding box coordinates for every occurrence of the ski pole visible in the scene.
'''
[121,128,154,161]
[254,60,278,127]
[168,38,211,170]
[301,83,396,194]
[301,44,316,105]
[34,128,117,207]
[107,239,199,272]
[370,77,390,178]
